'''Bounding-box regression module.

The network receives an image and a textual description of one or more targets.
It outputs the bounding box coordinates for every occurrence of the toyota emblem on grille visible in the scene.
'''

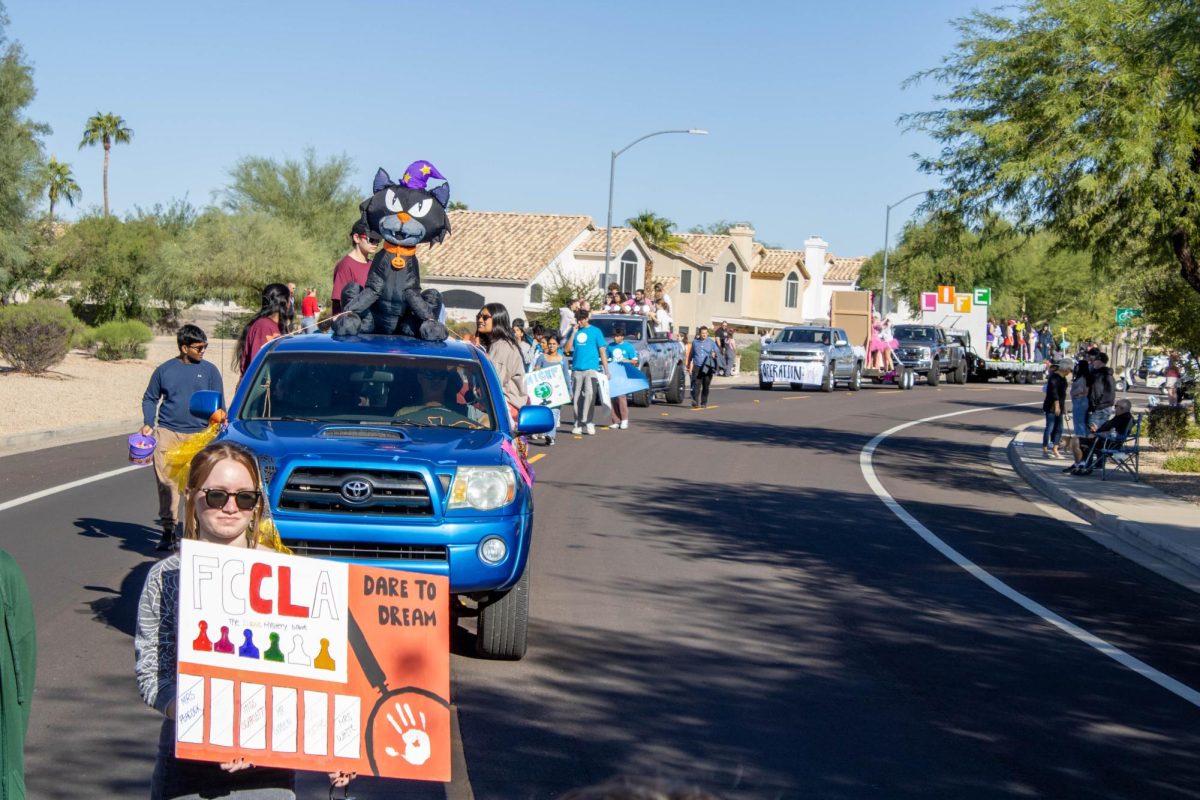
[340,478,373,505]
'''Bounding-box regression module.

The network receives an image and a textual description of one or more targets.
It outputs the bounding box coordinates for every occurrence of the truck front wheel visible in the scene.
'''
[927,367,941,386]
[664,363,685,404]
[476,569,529,660]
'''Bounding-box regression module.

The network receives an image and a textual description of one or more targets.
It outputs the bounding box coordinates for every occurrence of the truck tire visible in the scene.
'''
[790,382,805,391]
[955,363,968,384]
[902,368,915,390]
[927,366,941,386]
[848,363,862,392]
[821,364,835,393]
[759,378,773,391]
[476,569,529,660]
[664,363,685,404]
[630,366,653,407]
[1016,370,1028,385]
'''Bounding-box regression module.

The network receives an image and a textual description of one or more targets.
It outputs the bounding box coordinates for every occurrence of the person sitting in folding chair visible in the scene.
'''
[1064,398,1134,476]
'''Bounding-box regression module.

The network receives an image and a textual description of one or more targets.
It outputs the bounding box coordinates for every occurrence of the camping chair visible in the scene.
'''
[1098,414,1142,482]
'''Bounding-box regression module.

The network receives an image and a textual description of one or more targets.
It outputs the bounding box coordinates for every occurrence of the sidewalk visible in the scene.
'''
[1008,424,1200,580]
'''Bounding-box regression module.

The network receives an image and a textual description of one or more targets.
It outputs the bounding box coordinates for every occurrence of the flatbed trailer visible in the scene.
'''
[975,359,1045,384]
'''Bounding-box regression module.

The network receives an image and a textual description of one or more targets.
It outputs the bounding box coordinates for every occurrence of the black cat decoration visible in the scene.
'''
[334,160,451,340]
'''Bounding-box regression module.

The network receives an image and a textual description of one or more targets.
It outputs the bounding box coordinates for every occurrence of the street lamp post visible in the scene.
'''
[605,128,708,283]
[880,190,930,318]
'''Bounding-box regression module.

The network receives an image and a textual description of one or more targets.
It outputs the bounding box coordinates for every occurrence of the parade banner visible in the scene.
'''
[524,366,571,408]
[176,540,450,781]
[760,360,824,385]
[607,361,650,399]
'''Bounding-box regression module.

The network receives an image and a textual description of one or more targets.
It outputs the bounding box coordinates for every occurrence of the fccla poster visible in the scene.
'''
[175,539,450,781]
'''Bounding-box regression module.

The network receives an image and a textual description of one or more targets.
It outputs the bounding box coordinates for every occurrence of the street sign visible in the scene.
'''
[1115,307,1142,327]
[973,288,991,306]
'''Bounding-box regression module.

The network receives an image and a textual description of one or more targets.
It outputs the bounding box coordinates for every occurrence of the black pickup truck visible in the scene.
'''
[892,324,967,386]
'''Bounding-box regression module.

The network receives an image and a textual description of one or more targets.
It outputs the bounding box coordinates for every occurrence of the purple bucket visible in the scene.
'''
[128,433,156,465]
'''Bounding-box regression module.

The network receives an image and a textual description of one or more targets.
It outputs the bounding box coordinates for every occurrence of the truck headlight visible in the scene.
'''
[448,466,516,511]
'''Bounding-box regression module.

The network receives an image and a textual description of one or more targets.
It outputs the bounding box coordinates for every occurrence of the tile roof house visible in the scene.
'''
[416,211,653,323]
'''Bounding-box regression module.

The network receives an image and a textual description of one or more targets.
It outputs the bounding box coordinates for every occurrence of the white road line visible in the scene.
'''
[859,402,1200,708]
[0,464,143,514]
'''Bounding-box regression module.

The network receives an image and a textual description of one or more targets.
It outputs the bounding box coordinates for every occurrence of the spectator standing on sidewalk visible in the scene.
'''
[532,333,568,445]
[686,325,724,408]
[565,308,609,435]
[235,283,291,375]
[606,325,637,430]
[331,221,380,315]
[141,324,225,551]
[1069,358,1091,438]
[476,303,526,422]
[1088,352,1117,429]
[1042,359,1071,458]
[299,287,320,333]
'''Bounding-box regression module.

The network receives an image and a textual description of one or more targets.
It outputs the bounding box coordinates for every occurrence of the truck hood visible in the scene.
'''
[221,420,509,469]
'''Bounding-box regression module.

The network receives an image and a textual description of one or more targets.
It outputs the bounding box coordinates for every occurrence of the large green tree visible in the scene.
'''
[221,148,360,263]
[50,213,168,323]
[79,112,132,217]
[43,156,79,224]
[626,210,684,252]
[906,0,1200,300]
[0,3,48,303]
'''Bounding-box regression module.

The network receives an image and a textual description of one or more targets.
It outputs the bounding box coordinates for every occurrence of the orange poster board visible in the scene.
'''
[937,285,956,305]
[175,539,450,781]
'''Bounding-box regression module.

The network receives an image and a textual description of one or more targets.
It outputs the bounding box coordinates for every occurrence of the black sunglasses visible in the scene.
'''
[476,313,492,320]
[199,488,261,511]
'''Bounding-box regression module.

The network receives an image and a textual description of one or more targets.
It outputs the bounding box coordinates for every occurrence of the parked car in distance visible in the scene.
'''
[188,334,555,660]
[893,324,967,385]
[587,314,686,405]
[758,325,863,392]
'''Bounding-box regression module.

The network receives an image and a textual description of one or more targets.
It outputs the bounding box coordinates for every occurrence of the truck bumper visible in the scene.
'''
[275,512,532,594]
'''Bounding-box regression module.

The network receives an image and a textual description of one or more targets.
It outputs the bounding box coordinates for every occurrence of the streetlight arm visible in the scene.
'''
[614,129,705,158]
[887,189,930,213]
[880,189,933,319]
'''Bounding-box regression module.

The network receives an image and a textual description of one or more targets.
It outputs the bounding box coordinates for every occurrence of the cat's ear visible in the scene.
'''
[373,168,392,193]
[431,182,450,209]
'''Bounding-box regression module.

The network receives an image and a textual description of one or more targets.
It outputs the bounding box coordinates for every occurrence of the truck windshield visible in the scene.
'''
[775,329,832,345]
[589,317,644,341]
[895,327,937,342]
[239,353,496,430]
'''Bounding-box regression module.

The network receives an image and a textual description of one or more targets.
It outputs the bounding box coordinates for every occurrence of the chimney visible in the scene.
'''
[802,235,829,322]
[728,224,755,268]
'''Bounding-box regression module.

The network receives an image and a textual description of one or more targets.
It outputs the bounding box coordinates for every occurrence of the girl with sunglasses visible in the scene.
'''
[476,303,526,422]
[135,441,354,799]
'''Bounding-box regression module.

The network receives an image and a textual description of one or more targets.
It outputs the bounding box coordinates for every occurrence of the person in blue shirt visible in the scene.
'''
[564,308,609,435]
[686,325,725,408]
[605,325,637,430]
[531,332,570,445]
[140,324,225,551]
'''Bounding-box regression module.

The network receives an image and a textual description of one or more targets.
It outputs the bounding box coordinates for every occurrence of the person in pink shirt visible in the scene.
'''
[330,220,380,315]
[235,283,291,375]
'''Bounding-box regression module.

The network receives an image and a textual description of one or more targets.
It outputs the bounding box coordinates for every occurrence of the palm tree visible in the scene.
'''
[79,112,133,216]
[626,210,684,252]
[43,157,81,225]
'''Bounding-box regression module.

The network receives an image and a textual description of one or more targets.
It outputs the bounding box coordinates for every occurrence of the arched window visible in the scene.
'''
[529,283,544,304]
[723,263,737,304]
[619,249,638,294]
[785,272,799,308]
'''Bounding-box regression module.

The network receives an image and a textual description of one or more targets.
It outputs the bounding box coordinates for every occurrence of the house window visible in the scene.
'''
[442,289,487,311]
[723,263,736,303]
[619,249,638,294]
[680,270,692,294]
[699,269,708,295]
[785,273,799,309]
[529,283,544,304]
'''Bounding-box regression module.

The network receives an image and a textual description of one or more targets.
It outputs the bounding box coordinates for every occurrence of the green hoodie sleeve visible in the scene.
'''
[1,549,35,800]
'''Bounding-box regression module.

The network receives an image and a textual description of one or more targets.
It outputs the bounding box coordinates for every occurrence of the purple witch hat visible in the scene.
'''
[400,160,446,190]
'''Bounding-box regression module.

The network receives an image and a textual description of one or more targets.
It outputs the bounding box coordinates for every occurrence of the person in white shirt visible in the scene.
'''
[652,298,672,336]
[653,283,672,316]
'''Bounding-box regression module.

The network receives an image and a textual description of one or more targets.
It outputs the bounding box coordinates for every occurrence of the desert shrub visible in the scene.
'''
[213,311,252,341]
[738,341,760,372]
[91,319,154,361]
[1163,451,1200,473]
[0,300,84,374]
[1147,406,1189,452]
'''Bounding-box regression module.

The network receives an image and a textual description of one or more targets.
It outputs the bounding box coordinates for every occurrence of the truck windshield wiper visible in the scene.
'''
[258,415,324,422]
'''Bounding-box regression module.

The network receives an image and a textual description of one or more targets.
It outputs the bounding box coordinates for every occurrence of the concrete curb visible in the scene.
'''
[1007,423,1200,576]
[0,417,140,458]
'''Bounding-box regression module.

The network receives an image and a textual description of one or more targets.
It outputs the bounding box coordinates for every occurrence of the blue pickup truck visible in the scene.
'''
[189,335,554,659]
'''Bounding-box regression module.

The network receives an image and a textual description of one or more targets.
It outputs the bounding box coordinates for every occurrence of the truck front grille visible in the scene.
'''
[278,467,433,517]
[289,540,447,561]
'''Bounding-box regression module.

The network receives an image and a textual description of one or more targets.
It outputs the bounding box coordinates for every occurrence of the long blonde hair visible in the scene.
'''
[182,441,267,547]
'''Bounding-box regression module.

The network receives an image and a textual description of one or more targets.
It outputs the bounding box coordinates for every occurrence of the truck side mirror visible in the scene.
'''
[189,390,223,420]
[515,405,555,435]
[835,339,848,347]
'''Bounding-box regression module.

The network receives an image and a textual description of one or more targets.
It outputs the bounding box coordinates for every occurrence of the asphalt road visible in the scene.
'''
[3,378,1198,799]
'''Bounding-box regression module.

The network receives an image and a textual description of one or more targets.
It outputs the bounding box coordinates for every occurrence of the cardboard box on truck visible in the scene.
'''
[830,291,873,350]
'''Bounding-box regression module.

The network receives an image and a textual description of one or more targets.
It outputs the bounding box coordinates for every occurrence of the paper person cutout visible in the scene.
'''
[315,638,336,672]
[239,629,260,659]
[193,621,213,652]
[287,635,312,667]
[264,632,285,663]
[214,625,235,654]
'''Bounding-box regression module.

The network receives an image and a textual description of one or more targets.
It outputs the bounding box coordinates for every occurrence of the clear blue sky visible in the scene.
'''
[8,0,979,257]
